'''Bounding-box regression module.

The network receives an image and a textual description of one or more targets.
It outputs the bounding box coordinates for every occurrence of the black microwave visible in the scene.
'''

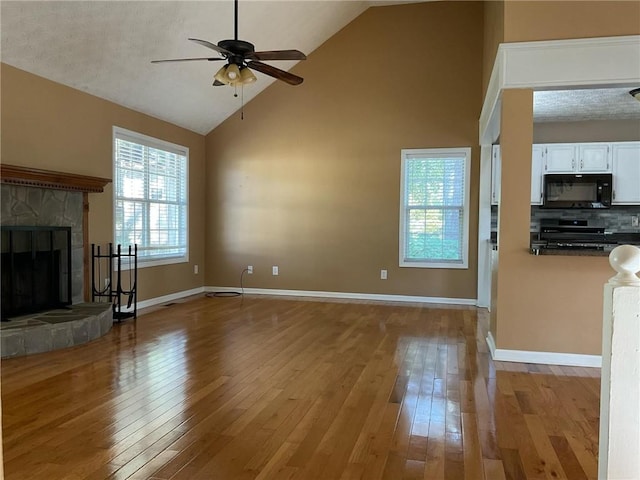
[542,173,612,209]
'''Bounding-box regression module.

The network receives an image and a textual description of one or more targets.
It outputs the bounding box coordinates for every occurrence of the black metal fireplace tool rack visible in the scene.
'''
[91,243,137,321]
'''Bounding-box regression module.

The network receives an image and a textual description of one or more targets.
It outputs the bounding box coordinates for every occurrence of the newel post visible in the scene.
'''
[599,245,640,480]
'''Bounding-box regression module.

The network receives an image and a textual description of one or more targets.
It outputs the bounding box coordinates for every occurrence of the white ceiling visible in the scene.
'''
[2,2,639,135]
[1,1,383,134]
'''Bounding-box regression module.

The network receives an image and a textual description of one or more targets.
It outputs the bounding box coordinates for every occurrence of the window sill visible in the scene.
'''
[116,255,188,270]
[400,261,468,269]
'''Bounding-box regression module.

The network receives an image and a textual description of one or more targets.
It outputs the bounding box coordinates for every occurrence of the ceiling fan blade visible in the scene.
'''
[188,38,233,56]
[213,80,225,86]
[247,61,303,86]
[151,57,225,63]
[247,50,307,61]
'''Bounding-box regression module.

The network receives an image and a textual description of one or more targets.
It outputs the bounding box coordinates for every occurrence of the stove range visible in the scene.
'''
[532,219,615,254]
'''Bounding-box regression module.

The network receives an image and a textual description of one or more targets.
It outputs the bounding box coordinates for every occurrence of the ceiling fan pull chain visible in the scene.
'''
[241,85,245,120]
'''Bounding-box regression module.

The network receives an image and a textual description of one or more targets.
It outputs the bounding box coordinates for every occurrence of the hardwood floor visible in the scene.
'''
[1,295,600,479]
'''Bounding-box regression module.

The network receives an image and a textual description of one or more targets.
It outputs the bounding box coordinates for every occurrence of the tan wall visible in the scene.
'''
[1,64,206,301]
[482,0,504,96]
[504,1,640,42]
[534,120,640,144]
[205,2,484,299]
[497,89,611,355]
[492,2,640,355]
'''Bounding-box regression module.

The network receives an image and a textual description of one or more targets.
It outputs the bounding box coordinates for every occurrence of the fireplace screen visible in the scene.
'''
[1,226,72,319]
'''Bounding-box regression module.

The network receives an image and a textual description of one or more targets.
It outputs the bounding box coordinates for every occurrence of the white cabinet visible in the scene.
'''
[529,141,638,205]
[578,143,611,172]
[542,142,612,173]
[491,145,501,206]
[612,142,640,204]
[531,145,544,205]
[544,144,576,172]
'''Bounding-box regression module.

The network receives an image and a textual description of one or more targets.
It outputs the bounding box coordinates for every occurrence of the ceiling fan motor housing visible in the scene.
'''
[219,39,255,65]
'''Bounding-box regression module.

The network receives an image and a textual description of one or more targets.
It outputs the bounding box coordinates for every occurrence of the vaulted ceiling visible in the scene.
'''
[3,1,639,136]
[1,1,406,135]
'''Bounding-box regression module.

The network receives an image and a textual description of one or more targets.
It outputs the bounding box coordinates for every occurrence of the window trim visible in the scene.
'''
[399,147,471,269]
[112,126,189,269]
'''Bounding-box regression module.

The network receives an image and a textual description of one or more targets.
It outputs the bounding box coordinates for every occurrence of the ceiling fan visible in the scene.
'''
[151,0,306,87]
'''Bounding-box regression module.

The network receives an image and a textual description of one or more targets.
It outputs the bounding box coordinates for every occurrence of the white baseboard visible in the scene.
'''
[486,331,601,368]
[486,331,497,357]
[121,286,206,312]
[206,286,476,306]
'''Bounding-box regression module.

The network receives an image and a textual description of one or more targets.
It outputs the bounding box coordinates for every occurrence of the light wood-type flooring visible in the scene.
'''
[1,295,601,479]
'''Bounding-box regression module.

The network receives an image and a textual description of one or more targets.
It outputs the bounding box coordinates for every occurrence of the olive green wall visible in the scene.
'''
[204,2,485,299]
[1,64,206,302]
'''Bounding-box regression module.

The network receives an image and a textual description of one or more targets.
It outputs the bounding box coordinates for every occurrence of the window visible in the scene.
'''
[399,147,470,269]
[113,127,188,268]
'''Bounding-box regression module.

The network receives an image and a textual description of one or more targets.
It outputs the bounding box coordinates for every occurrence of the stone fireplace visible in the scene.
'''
[0,165,114,357]
[1,188,83,307]
[0,164,111,313]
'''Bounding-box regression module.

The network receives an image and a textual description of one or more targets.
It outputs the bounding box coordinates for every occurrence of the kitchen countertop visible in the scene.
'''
[529,231,640,257]
[491,231,640,257]
[530,240,640,257]
[530,248,610,257]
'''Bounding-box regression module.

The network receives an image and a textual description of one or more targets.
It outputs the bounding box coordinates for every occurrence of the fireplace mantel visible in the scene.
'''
[0,164,111,192]
[1,164,112,301]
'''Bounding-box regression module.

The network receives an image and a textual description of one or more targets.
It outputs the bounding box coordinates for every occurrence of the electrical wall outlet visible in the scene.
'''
[247,265,253,274]
[632,215,639,228]
[380,269,388,280]
[194,264,199,274]
[272,266,279,276]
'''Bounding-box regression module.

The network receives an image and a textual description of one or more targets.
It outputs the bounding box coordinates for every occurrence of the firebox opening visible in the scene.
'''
[1,226,72,320]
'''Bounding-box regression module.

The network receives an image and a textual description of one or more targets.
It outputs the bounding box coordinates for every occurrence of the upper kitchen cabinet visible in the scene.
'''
[543,143,612,173]
[612,142,640,204]
[577,143,611,172]
[544,144,576,172]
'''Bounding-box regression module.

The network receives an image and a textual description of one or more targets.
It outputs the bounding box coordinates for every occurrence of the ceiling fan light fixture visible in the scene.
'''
[239,67,257,84]
[225,64,241,83]
[630,88,640,101]
[214,65,230,85]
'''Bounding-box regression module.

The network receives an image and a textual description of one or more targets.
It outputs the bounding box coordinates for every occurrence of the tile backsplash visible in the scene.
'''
[490,205,640,233]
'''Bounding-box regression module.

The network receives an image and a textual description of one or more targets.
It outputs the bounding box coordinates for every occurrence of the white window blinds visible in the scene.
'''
[113,127,188,266]
[400,148,470,269]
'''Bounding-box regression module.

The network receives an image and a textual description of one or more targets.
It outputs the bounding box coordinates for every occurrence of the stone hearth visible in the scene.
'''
[0,303,113,358]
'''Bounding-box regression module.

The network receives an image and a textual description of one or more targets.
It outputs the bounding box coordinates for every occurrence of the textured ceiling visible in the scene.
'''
[3,2,639,135]
[534,87,640,123]
[1,1,378,134]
